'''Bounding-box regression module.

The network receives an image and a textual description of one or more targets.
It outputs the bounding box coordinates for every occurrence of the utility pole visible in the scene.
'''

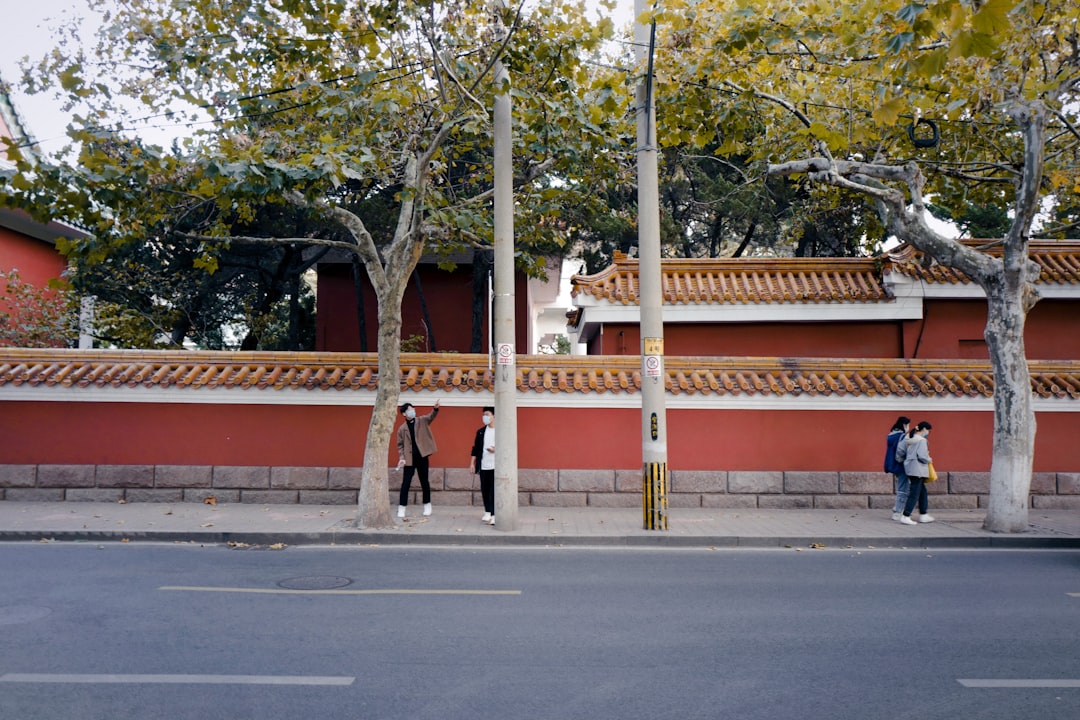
[492,4,518,531]
[635,0,669,530]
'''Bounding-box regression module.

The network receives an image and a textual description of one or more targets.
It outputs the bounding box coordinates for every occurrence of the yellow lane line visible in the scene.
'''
[160,586,520,596]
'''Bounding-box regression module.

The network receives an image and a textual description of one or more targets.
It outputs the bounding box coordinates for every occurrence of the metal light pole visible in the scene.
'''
[635,0,669,530]
[492,5,518,531]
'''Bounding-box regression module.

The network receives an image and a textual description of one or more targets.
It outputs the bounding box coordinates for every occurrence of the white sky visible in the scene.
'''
[3,1,960,246]
[0,0,635,158]
[0,0,90,154]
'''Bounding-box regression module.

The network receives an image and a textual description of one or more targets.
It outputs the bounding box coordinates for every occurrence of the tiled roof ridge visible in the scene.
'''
[571,241,1080,303]
[1,349,1078,399]
[885,240,1080,285]
[571,252,888,305]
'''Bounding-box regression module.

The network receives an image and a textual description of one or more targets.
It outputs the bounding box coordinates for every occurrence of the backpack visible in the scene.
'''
[885,431,907,473]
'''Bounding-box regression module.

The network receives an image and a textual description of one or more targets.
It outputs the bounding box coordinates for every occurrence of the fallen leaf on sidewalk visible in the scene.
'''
[204,497,217,505]
[269,543,286,550]
[200,522,214,528]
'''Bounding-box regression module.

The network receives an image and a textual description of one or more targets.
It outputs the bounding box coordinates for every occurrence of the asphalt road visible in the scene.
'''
[1,544,1079,720]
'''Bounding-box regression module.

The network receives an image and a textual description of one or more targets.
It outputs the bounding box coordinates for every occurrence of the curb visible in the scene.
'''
[2,530,1078,549]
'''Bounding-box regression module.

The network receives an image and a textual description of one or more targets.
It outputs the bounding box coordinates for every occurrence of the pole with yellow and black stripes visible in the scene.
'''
[635,0,669,530]
[643,461,669,530]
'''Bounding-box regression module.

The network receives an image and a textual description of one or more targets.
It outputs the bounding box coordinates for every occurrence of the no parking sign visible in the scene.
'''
[496,343,514,365]
[643,338,663,378]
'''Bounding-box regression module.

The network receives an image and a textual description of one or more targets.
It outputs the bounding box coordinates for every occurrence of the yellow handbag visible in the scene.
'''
[927,462,938,482]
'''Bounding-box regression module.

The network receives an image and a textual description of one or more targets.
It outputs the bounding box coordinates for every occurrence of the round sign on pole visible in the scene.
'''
[644,355,661,377]
[497,343,514,365]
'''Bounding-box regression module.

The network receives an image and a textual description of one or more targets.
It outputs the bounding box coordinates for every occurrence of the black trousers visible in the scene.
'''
[478,469,495,514]
[399,455,431,506]
[903,477,929,516]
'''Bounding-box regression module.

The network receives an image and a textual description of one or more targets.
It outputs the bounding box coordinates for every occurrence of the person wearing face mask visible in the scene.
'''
[469,406,496,525]
[395,400,440,519]
[899,421,935,525]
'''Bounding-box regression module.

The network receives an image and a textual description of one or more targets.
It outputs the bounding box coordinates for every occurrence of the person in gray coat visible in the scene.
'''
[899,421,934,525]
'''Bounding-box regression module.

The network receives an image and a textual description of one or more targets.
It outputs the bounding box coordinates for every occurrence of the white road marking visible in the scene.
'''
[159,585,521,595]
[958,679,1080,688]
[0,674,354,686]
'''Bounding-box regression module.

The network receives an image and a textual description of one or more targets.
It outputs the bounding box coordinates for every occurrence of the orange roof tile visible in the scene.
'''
[886,240,1080,285]
[571,252,889,305]
[1,349,1078,400]
[572,242,1080,307]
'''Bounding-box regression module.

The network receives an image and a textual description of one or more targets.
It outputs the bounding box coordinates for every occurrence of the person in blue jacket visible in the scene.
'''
[884,416,910,521]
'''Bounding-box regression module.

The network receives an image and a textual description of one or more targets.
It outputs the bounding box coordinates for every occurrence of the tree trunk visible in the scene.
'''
[351,256,369,352]
[287,267,301,351]
[240,246,290,350]
[730,220,756,258]
[355,292,405,529]
[470,249,492,353]
[412,268,436,352]
[982,287,1036,532]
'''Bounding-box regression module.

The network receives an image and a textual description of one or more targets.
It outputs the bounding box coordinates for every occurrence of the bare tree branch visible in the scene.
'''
[178,231,359,254]
[461,157,556,206]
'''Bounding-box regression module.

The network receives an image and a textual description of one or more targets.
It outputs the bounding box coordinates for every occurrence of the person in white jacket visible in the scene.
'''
[899,421,934,525]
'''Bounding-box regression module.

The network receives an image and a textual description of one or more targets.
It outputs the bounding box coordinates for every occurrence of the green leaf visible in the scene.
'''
[885,32,915,54]
[58,64,82,91]
[872,97,906,126]
[915,47,948,78]
[896,3,927,24]
[972,0,1016,35]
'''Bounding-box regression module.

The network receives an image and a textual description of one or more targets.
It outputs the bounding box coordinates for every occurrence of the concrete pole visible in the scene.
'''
[492,14,519,531]
[635,0,669,530]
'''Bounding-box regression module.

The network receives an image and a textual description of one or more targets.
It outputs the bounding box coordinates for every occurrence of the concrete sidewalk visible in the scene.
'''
[0,501,1077,549]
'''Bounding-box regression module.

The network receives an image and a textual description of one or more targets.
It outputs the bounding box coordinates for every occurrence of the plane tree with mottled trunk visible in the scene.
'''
[650,0,1079,531]
[1,0,626,528]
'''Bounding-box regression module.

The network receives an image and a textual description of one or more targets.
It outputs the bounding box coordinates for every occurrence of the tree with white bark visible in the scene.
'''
[1,0,628,527]
[650,0,1079,531]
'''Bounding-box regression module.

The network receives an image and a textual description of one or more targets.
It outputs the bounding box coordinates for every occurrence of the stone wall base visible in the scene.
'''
[2,465,1079,509]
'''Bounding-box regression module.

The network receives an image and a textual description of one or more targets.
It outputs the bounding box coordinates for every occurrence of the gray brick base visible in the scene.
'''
[1,465,1077,509]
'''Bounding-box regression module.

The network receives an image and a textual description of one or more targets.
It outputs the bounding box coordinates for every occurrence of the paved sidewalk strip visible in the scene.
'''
[0,502,1077,549]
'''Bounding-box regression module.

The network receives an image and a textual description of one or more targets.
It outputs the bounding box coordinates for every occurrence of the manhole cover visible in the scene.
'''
[0,606,52,626]
[277,576,353,590]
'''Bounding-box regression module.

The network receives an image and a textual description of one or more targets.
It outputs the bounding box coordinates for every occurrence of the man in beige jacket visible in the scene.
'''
[396,400,440,518]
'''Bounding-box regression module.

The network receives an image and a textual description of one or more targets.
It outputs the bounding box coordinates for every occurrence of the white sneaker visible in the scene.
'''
[488,516,495,525]
[482,512,492,522]
[397,506,406,519]
[899,516,917,525]
[423,503,432,517]
[891,512,902,521]
[919,514,935,523]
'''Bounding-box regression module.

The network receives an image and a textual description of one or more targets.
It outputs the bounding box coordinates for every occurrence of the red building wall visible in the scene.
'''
[2,400,1076,474]
[588,298,1080,361]
[590,322,902,358]
[0,227,66,287]
[316,263,528,353]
